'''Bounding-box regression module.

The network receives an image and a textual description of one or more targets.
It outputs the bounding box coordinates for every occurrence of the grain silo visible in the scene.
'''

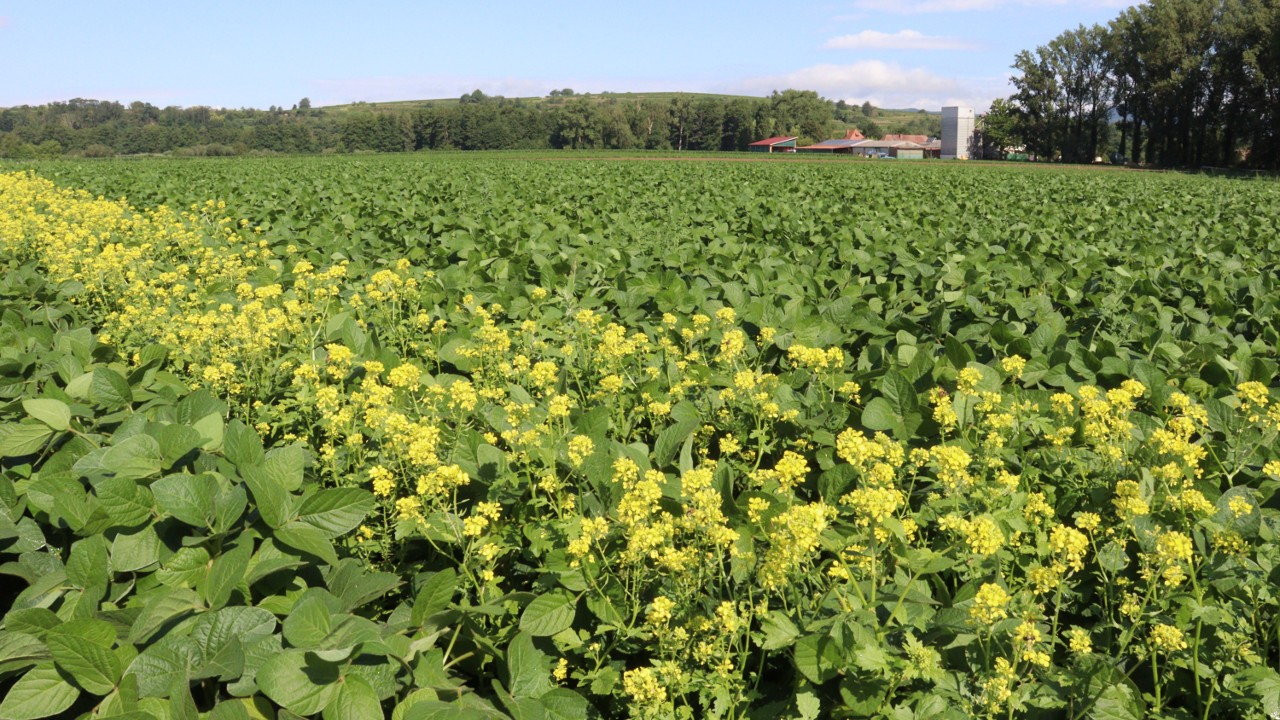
[941,106,974,160]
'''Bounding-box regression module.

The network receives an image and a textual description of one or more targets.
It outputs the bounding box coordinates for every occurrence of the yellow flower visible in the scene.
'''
[971,583,1011,624]
[1050,524,1089,572]
[369,465,396,497]
[1066,627,1092,655]
[567,435,594,467]
[1075,512,1101,532]
[623,667,667,710]
[957,367,983,393]
[1228,496,1254,518]
[646,596,676,626]
[772,450,809,492]
[1001,355,1026,379]
[1149,624,1188,652]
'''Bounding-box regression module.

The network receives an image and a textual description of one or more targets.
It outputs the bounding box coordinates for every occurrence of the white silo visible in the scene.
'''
[941,106,974,160]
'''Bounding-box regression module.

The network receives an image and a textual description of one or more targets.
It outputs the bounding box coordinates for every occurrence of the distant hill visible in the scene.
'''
[321,92,767,113]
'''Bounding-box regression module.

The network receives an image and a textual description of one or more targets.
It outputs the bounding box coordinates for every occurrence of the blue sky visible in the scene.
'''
[0,0,1135,111]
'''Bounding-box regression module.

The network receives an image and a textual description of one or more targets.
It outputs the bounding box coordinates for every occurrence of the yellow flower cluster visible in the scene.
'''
[759,503,832,590]
[970,583,1011,624]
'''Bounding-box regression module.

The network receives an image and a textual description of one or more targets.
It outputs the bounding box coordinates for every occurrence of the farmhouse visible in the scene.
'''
[795,138,864,154]
[748,136,798,153]
[795,137,928,158]
[881,133,928,144]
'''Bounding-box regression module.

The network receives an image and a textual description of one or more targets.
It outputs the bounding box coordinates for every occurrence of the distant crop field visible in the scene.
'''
[2,154,1279,719]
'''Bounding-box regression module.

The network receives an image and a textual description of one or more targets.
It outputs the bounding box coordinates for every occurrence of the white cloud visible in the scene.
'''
[823,30,978,51]
[849,0,1135,13]
[729,61,1011,111]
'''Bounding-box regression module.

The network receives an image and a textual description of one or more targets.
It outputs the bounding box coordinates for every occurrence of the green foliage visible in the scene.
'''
[3,157,1280,720]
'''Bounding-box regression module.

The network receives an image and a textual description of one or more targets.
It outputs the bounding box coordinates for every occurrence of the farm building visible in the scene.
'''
[796,139,863,154]
[850,139,926,159]
[748,136,798,153]
[881,133,929,144]
[796,138,927,158]
[942,107,976,159]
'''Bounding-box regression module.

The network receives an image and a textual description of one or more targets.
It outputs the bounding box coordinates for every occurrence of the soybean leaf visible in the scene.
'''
[100,435,165,480]
[22,399,70,432]
[262,444,306,492]
[45,633,121,695]
[519,591,576,637]
[282,593,334,650]
[322,673,381,720]
[0,662,80,720]
[505,631,552,699]
[0,424,55,459]
[200,541,252,609]
[411,568,457,626]
[274,521,338,565]
[151,473,218,527]
[257,651,341,717]
[89,368,132,409]
[296,488,373,537]
[223,421,264,470]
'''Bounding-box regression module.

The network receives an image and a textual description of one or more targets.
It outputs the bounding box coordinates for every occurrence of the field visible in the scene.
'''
[2,153,1279,720]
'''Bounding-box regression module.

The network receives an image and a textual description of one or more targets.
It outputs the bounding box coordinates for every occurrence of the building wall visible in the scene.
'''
[941,107,975,160]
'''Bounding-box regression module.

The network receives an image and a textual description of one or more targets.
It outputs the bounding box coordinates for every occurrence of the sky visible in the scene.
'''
[0,0,1137,112]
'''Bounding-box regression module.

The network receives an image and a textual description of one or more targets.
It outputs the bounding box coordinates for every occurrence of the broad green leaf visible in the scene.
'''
[189,606,277,675]
[296,488,373,537]
[66,534,109,589]
[200,541,252,609]
[129,588,204,644]
[110,524,163,572]
[794,633,840,684]
[0,424,55,459]
[322,673,381,720]
[759,610,800,650]
[224,421,264,470]
[860,397,899,432]
[46,632,121,695]
[89,368,133,409]
[505,631,552,699]
[653,419,698,469]
[274,521,338,565]
[0,662,80,720]
[22,399,70,432]
[262,444,306,492]
[0,632,48,675]
[241,464,293,529]
[101,435,165,480]
[257,651,340,716]
[1090,683,1143,720]
[151,473,218,527]
[192,413,225,451]
[411,568,457,626]
[95,477,154,529]
[127,635,201,697]
[282,593,334,649]
[519,591,576,637]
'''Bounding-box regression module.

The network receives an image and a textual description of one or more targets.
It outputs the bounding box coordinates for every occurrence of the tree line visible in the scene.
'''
[0,91,941,158]
[984,0,1280,168]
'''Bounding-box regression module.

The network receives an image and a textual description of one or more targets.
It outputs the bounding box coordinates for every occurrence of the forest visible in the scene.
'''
[988,0,1280,168]
[0,91,940,159]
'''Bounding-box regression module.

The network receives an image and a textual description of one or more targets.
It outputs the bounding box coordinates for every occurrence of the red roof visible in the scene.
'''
[748,136,798,146]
